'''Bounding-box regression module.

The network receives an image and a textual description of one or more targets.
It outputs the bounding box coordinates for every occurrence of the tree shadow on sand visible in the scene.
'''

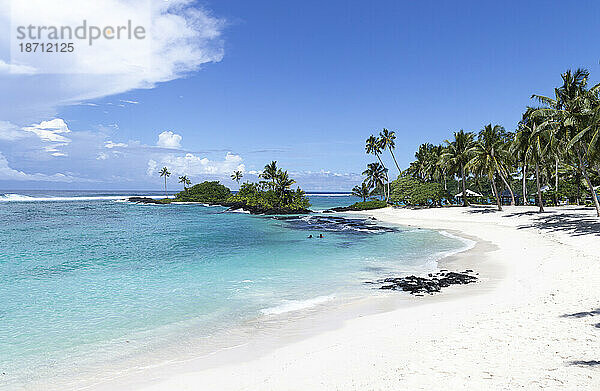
[560,308,600,318]
[570,360,600,367]
[467,208,498,214]
[507,211,600,237]
[561,309,600,367]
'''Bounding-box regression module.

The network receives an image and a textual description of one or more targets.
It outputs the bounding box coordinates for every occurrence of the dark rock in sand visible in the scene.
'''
[370,270,478,295]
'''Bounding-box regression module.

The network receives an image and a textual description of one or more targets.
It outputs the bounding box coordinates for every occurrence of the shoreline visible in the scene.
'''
[92,205,599,390]
[74,209,500,391]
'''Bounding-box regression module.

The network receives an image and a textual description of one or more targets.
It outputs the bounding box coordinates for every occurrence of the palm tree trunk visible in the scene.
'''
[443,171,447,191]
[576,149,600,217]
[460,165,468,207]
[535,162,544,213]
[490,174,502,211]
[522,163,528,205]
[389,149,401,174]
[164,177,168,198]
[375,153,389,202]
[496,167,515,206]
[555,158,559,206]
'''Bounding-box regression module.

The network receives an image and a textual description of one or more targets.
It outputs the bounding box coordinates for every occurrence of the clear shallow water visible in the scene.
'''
[0,191,466,389]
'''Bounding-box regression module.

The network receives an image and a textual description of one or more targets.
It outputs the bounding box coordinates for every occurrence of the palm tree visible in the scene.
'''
[408,143,431,180]
[476,124,516,206]
[468,127,508,210]
[441,130,475,206]
[365,135,389,201]
[512,119,532,205]
[178,175,191,191]
[379,128,401,173]
[159,167,171,198]
[352,182,372,202]
[231,170,243,184]
[362,162,388,201]
[260,161,278,190]
[517,108,551,213]
[532,68,600,216]
[274,169,295,205]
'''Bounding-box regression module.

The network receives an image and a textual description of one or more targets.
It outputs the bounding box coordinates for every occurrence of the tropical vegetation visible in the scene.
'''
[356,68,600,216]
[158,161,311,214]
[229,161,310,212]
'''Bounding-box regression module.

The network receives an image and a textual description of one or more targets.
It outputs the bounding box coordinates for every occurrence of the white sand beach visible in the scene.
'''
[93,205,600,391]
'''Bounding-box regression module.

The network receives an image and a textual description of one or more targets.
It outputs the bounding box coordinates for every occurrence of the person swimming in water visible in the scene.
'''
[307,234,313,238]
[318,234,323,238]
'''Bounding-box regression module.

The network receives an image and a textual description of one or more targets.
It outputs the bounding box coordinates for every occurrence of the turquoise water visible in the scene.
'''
[0,191,466,389]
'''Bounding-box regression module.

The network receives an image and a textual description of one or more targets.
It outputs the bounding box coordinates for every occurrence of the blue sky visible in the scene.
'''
[1,0,600,191]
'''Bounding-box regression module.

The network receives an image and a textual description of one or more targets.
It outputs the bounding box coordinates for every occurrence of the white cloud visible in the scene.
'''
[156,131,182,148]
[104,140,128,149]
[147,152,245,177]
[120,100,139,104]
[96,152,109,160]
[23,118,71,143]
[0,152,80,181]
[0,0,225,121]
[0,120,28,141]
[0,59,37,75]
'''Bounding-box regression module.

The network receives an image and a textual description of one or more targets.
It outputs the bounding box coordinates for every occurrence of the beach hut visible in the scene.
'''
[500,189,521,205]
[454,189,483,204]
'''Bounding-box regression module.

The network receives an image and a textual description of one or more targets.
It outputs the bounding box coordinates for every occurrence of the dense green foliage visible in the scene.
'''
[358,68,600,216]
[389,177,446,206]
[228,182,310,211]
[174,181,231,203]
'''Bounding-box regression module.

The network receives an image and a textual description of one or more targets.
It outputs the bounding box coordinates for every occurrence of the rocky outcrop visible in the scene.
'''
[225,202,311,215]
[127,197,165,204]
[370,270,478,295]
[126,197,311,215]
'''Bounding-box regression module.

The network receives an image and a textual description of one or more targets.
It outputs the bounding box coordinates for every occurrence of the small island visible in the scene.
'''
[129,161,312,215]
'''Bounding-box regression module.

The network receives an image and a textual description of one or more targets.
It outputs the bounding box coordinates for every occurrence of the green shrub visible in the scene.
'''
[228,182,311,211]
[389,176,446,206]
[174,181,231,203]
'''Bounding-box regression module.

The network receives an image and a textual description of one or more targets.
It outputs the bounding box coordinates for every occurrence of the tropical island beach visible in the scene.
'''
[76,205,600,391]
[3,2,600,391]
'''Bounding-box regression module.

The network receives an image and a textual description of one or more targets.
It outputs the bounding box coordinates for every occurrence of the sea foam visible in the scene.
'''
[260,295,335,315]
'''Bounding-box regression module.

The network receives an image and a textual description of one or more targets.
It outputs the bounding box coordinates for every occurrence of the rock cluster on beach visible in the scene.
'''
[373,270,478,295]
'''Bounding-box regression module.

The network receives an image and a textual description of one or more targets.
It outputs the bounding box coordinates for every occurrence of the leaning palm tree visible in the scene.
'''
[441,130,475,206]
[379,128,401,173]
[159,167,171,198]
[231,170,243,184]
[517,108,551,213]
[260,161,278,190]
[531,68,600,216]
[178,175,191,191]
[352,182,372,202]
[365,135,389,201]
[362,162,388,201]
